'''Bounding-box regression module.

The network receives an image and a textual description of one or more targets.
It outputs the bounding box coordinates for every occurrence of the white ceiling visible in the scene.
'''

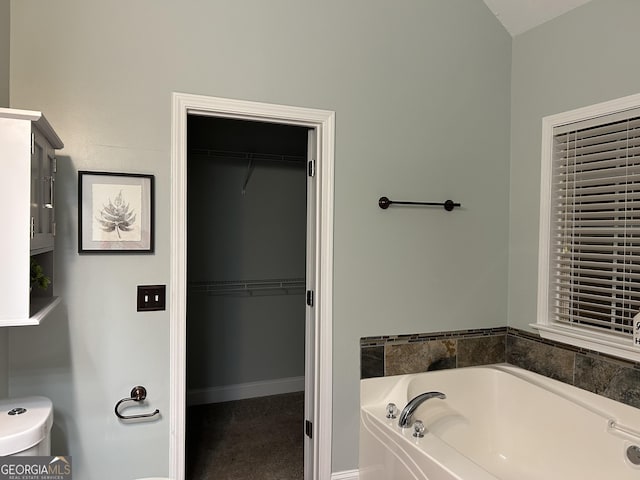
[483,0,593,36]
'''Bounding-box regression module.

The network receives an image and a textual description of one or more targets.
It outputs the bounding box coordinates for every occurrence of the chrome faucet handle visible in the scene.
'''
[386,403,399,419]
[413,420,426,438]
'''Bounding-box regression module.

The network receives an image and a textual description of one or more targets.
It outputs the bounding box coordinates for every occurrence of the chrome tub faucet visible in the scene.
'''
[398,391,446,428]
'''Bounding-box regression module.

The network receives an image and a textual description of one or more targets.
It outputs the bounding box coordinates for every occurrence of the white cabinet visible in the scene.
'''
[0,107,63,326]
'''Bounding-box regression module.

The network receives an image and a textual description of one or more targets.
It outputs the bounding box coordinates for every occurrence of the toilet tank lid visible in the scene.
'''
[0,396,53,456]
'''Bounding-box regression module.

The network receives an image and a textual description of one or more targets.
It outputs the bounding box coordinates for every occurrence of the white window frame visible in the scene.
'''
[535,92,640,362]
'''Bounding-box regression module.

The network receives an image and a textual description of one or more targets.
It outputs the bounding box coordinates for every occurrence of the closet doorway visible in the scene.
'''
[169,93,335,480]
[186,116,309,479]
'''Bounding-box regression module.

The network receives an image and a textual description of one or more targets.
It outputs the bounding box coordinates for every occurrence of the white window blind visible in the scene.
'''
[550,108,640,339]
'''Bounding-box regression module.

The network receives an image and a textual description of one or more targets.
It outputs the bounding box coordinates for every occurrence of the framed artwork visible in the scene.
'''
[78,171,154,254]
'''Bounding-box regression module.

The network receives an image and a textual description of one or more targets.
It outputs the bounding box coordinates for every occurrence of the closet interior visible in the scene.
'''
[185,115,309,479]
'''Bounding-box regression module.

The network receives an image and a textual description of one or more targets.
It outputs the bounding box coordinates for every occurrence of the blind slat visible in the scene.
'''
[554,173,640,189]
[555,251,640,262]
[552,244,640,254]
[555,123,640,148]
[551,288,640,307]
[556,260,640,273]
[552,183,640,197]
[555,155,640,173]
[556,272,640,292]
[571,301,639,316]
[558,165,640,181]
[554,207,640,215]
[552,227,640,238]
[555,147,640,166]
[556,137,640,158]
[555,312,632,330]
[554,218,640,227]
[553,193,640,204]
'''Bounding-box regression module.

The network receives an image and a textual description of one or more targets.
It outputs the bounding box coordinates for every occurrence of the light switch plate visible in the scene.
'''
[137,285,166,312]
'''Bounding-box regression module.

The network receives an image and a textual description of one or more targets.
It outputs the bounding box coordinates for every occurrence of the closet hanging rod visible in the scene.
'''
[188,278,306,297]
[378,196,461,211]
[190,148,306,165]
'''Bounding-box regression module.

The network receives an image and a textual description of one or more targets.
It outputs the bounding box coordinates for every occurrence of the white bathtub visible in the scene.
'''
[360,364,640,480]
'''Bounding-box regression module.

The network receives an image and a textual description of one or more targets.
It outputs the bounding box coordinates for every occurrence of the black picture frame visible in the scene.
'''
[78,171,154,254]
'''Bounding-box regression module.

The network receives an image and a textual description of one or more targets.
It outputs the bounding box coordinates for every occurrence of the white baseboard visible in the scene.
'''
[187,376,305,405]
[331,470,359,480]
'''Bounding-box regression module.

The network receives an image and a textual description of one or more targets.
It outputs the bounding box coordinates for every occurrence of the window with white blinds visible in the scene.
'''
[536,94,640,361]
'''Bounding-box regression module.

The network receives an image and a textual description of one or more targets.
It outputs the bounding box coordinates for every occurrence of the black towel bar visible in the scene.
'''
[378,196,461,211]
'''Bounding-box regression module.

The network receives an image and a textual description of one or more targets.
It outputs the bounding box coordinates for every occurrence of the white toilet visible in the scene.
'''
[0,396,53,456]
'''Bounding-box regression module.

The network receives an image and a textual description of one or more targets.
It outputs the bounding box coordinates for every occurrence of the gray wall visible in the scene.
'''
[508,0,640,331]
[7,1,511,476]
[0,0,8,107]
[187,157,306,389]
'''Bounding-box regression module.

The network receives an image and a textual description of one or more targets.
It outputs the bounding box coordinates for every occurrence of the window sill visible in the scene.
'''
[531,323,640,363]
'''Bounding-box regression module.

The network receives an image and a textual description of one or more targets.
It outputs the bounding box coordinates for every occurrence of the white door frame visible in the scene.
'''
[169,92,335,480]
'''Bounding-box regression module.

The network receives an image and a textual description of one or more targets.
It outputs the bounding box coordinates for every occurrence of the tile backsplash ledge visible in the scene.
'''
[361,327,640,410]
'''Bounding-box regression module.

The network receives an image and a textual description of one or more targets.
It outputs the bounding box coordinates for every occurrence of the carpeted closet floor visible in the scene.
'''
[186,391,304,480]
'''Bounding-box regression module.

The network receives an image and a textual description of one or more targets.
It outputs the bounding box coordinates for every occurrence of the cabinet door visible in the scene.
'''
[30,128,55,254]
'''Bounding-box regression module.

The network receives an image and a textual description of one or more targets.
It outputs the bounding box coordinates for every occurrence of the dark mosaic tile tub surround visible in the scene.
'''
[361,327,640,410]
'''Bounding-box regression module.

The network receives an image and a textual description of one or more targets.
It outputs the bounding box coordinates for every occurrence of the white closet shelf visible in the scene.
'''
[188,278,305,297]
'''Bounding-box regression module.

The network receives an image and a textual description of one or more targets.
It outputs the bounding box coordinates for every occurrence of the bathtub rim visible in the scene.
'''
[361,363,640,444]
[360,363,640,479]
